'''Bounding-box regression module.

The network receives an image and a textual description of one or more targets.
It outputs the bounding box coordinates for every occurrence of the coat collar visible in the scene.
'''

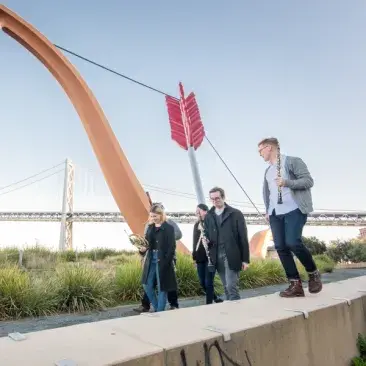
[208,203,234,214]
[148,221,168,230]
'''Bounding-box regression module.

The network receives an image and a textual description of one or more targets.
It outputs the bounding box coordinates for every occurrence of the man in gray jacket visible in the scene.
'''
[258,137,322,297]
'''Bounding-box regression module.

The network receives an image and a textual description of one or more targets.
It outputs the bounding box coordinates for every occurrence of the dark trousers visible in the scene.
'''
[269,208,317,280]
[196,261,218,304]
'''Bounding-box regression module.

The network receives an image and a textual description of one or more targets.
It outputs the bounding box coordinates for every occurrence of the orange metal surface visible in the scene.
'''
[0,5,190,253]
[249,228,272,259]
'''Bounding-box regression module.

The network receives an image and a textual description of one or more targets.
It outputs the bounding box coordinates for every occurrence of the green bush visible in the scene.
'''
[347,243,366,263]
[327,239,366,263]
[0,266,57,319]
[115,257,143,303]
[351,333,366,365]
[54,264,115,313]
[303,236,327,255]
[313,254,335,273]
[239,259,286,289]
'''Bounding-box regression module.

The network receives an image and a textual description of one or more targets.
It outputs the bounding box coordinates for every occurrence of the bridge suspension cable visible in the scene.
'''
[78,166,365,213]
[0,161,64,192]
[54,44,264,216]
[0,164,65,197]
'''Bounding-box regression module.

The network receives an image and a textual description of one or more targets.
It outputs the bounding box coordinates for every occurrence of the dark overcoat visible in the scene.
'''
[141,221,177,292]
[204,204,250,272]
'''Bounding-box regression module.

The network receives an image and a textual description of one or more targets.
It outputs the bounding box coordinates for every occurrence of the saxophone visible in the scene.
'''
[197,220,215,272]
[277,142,283,205]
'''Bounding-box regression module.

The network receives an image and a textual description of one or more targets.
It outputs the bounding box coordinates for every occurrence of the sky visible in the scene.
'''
[0,0,365,219]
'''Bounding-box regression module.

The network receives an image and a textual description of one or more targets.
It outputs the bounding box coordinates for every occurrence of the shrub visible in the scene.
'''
[0,247,20,266]
[313,254,335,273]
[59,250,77,262]
[115,257,143,303]
[326,239,354,263]
[327,239,366,263]
[239,259,286,289]
[54,264,115,313]
[351,333,366,365]
[0,266,57,319]
[176,253,206,297]
[303,236,327,255]
[80,248,122,261]
[347,243,366,263]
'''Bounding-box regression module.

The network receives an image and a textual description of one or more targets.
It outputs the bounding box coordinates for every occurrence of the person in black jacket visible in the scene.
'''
[204,187,250,301]
[141,204,177,312]
[192,203,223,304]
[133,203,181,313]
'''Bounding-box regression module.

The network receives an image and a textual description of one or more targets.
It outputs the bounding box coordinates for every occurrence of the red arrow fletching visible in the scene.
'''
[165,84,205,151]
[165,96,188,150]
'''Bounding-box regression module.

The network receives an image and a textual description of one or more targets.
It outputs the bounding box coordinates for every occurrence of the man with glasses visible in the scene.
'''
[133,202,181,313]
[258,137,322,297]
[203,187,250,301]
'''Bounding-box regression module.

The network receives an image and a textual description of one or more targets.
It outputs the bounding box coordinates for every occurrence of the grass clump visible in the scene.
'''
[0,266,57,319]
[54,264,115,313]
[115,257,143,303]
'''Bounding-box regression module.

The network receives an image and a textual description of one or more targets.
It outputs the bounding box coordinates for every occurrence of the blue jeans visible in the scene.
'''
[143,251,167,312]
[269,208,317,280]
[196,262,216,304]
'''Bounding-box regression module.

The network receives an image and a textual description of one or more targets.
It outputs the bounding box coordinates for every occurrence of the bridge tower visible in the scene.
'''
[59,158,75,251]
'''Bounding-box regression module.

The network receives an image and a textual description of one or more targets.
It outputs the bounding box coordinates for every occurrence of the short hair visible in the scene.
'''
[209,186,225,198]
[258,137,279,147]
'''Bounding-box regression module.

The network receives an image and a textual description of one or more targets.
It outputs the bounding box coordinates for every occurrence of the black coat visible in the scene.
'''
[204,204,250,272]
[192,221,208,263]
[141,221,177,292]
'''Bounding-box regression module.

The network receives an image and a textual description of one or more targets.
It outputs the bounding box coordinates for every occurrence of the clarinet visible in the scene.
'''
[197,221,215,272]
[277,142,283,204]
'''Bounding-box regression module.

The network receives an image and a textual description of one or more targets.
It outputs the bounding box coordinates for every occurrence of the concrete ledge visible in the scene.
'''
[1,276,366,365]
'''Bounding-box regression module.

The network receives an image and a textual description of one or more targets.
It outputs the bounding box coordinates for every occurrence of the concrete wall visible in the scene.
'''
[1,276,365,365]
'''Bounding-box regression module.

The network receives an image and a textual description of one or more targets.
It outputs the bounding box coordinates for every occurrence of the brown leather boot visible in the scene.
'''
[280,280,305,298]
[308,270,322,294]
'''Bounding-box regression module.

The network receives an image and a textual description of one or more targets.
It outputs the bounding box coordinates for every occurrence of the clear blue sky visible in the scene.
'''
[1,0,365,213]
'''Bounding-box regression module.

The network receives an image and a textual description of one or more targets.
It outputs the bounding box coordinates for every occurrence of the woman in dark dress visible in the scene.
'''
[141,204,177,312]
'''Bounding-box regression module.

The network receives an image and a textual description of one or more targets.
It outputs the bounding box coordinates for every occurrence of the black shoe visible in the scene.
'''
[133,305,149,313]
[214,298,223,303]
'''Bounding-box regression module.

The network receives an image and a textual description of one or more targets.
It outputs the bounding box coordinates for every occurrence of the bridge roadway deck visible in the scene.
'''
[0,211,365,226]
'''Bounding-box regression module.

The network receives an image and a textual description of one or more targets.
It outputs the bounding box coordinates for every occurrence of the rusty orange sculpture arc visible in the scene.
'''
[0,5,269,258]
[0,5,193,254]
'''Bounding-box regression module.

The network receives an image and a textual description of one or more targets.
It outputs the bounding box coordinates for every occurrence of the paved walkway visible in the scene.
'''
[1,268,365,337]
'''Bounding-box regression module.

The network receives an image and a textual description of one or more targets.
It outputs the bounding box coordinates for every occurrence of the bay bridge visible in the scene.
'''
[0,159,365,251]
[0,210,365,227]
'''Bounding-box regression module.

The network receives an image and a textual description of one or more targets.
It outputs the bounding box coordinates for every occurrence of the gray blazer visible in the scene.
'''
[263,155,314,214]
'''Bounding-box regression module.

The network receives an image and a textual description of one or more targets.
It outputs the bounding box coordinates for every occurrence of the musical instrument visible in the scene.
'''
[124,230,149,251]
[277,142,283,204]
[197,221,215,272]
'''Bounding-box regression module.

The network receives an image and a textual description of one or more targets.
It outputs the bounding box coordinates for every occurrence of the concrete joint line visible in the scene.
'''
[358,290,366,293]
[204,326,231,342]
[284,308,309,319]
[331,297,351,306]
